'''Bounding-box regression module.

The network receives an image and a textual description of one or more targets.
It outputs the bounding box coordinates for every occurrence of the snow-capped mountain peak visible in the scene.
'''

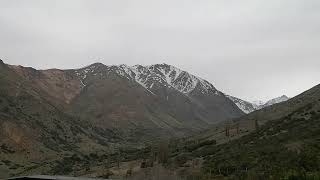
[76,63,220,96]
[142,64,219,95]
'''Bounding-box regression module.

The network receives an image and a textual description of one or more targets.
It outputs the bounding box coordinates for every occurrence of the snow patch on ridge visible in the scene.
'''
[75,63,220,96]
[226,95,257,114]
[227,95,290,114]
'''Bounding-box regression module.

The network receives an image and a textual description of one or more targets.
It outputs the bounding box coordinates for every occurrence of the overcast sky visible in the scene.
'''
[1,0,319,102]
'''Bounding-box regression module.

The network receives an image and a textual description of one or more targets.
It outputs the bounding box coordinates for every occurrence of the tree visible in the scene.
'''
[236,123,240,134]
[225,124,230,137]
[117,150,121,168]
[158,141,169,164]
[254,119,259,130]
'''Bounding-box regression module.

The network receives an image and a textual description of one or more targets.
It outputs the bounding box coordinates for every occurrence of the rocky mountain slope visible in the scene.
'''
[70,63,243,138]
[0,60,244,178]
[228,95,290,114]
[0,60,120,178]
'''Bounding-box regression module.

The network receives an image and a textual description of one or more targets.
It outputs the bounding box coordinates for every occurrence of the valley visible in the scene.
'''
[0,60,319,179]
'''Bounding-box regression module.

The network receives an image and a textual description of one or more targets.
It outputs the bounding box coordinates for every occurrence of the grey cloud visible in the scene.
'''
[0,0,319,101]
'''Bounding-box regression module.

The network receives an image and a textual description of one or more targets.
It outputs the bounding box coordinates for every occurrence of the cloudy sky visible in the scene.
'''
[1,0,319,101]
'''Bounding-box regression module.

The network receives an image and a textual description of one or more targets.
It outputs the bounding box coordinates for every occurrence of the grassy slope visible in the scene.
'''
[167,84,320,179]
[201,99,320,179]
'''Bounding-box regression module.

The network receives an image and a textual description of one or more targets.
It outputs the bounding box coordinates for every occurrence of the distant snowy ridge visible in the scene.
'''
[261,95,290,108]
[252,100,265,108]
[226,95,257,114]
[227,95,290,114]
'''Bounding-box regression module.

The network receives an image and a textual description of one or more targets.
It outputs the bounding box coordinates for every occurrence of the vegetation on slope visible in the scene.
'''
[197,100,320,179]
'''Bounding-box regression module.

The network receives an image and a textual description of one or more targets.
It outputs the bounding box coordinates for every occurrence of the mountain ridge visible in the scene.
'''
[0,60,245,177]
[68,61,243,129]
[0,60,318,179]
[73,62,221,97]
[228,95,290,113]
[0,61,243,149]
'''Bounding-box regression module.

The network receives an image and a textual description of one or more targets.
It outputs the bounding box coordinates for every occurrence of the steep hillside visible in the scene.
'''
[0,61,114,178]
[201,87,320,179]
[235,87,318,130]
[0,60,244,178]
[69,63,243,141]
[166,84,320,179]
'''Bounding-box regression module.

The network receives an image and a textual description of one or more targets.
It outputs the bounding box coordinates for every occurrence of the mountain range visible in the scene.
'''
[0,60,245,178]
[70,62,245,138]
[1,59,315,179]
[227,95,290,113]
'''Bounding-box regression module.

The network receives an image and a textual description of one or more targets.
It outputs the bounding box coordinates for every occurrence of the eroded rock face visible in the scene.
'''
[0,121,33,151]
[9,66,83,104]
[37,69,83,104]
